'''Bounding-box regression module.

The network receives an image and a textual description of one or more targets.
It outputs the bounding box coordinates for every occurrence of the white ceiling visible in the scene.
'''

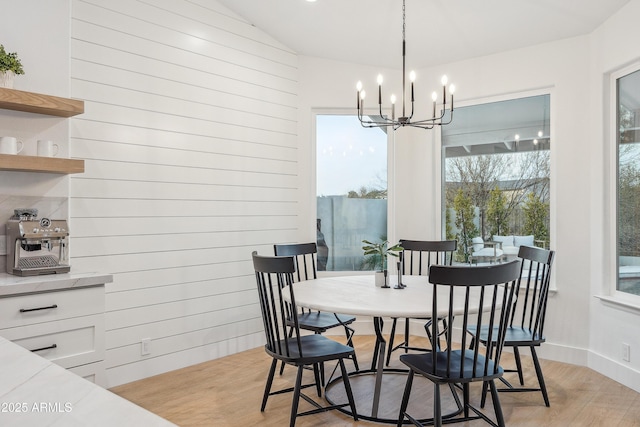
[216,0,630,69]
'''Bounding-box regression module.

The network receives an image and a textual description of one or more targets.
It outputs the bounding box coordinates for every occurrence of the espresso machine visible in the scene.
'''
[6,209,70,276]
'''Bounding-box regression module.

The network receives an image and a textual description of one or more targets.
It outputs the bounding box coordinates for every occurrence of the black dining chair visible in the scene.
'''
[468,245,555,407]
[397,260,521,427]
[274,243,358,373]
[252,251,358,427]
[386,239,457,366]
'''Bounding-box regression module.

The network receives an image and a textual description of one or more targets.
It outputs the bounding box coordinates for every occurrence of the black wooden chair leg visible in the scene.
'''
[513,346,524,385]
[480,380,489,408]
[344,325,359,371]
[531,346,550,407]
[290,366,304,427]
[489,380,506,427]
[433,383,442,427]
[463,383,470,418]
[312,363,322,397]
[339,359,358,420]
[396,369,414,427]
[262,359,278,411]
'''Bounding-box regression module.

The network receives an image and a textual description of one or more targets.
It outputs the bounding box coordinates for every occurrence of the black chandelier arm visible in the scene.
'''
[378,102,388,121]
[410,108,454,127]
[357,109,453,130]
[357,112,396,127]
[411,101,452,124]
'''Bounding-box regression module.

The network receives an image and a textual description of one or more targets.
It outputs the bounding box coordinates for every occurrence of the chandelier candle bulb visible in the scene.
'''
[410,71,416,103]
[450,84,455,111]
[441,76,448,108]
[391,94,396,120]
[432,91,437,118]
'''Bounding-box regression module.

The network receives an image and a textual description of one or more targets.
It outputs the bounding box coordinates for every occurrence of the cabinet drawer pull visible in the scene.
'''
[30,344,57,352]
[19,304,58,313]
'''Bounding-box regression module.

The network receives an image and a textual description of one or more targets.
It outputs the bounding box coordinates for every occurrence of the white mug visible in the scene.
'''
[37,140,59,157]
[0,136,24,155]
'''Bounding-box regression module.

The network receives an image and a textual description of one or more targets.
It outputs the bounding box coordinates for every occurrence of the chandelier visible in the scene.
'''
[356,0,455,130]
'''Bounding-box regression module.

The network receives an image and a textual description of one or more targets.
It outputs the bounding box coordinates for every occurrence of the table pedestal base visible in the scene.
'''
[324,317,463,424]
[325,368,463,424]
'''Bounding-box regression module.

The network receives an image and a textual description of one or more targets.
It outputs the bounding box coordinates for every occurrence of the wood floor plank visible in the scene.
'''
[111,335,640,426]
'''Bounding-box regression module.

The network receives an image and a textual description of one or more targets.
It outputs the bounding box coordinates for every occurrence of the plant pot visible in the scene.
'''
[375,270,388,287]
[0,71,15,88]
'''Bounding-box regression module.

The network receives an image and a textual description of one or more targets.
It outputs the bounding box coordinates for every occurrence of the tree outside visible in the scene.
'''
[486,187,510,237]
[523,192,549,246]
[444,150,550,259]
[452,189,478,262]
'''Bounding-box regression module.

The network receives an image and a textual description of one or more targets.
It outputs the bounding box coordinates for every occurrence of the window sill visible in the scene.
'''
[595,295,640,314]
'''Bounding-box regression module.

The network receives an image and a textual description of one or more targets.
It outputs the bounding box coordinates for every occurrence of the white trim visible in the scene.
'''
[608,61,640,300]
[440,88,555,282]
[595,294,640,314]
[311,108,394,271]
[588,347,640,394]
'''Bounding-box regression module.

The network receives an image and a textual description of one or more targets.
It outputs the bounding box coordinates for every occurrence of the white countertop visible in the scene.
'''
[0,336,175,426]
[0,272,113,297]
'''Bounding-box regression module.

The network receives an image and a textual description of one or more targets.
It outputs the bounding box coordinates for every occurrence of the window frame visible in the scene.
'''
[311,109,395,276]
[439,89,556,286]
[609,62,640,305]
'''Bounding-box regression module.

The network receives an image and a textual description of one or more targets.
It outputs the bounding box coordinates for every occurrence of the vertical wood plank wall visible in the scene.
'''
[69,0,299,387]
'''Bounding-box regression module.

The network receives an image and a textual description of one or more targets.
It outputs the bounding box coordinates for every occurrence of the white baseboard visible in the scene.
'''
[328,317,640,388]
[588,350,640,393]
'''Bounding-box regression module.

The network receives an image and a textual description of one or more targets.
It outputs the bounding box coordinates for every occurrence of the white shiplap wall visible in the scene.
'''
[69,0,299,387]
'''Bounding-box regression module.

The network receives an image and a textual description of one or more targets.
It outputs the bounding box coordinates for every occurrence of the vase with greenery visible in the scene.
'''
[0,44,25,88]
[362,239,403,286]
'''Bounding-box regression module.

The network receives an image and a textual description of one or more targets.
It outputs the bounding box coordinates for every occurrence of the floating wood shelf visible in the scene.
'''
[0,87,84,117]
[0,154,84,174]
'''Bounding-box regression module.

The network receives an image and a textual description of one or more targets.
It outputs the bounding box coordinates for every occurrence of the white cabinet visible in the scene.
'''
[0,283,106,385]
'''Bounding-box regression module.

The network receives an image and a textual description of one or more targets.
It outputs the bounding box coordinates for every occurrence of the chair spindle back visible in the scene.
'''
[274,243,318,282]
[427,260,521,380]
[400,239,457,275]
[512,245,555,340]
[252,251,302,359]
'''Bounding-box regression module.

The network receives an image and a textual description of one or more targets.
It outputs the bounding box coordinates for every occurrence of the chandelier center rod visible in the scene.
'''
[401,0,407,118]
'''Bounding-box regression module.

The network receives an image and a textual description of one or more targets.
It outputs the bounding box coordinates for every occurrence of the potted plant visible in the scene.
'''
[362,239,403,287]
[0,44,25,89]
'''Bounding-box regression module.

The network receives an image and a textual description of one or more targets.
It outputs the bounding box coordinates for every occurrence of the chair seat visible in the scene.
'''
[468,325,546,346]
[266,334,355,365]
[400,349,504,383]
[294,311,356,333]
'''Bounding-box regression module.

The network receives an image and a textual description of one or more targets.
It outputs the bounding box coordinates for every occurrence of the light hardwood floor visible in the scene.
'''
[111,335,640,426]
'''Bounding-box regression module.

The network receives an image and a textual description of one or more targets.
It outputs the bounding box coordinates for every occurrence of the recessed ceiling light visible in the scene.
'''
[306,0,317,2]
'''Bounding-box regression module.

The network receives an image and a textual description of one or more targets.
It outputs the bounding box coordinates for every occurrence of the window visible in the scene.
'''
[316,114,389,271]
[616,68,640,297]
[442,95,551,263]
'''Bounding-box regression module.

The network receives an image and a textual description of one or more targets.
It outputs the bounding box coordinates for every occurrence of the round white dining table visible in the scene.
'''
[286,274,497,423]
[290,274,469,319]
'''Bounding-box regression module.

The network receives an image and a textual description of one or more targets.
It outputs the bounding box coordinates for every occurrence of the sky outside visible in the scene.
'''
[316,115,388,196]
